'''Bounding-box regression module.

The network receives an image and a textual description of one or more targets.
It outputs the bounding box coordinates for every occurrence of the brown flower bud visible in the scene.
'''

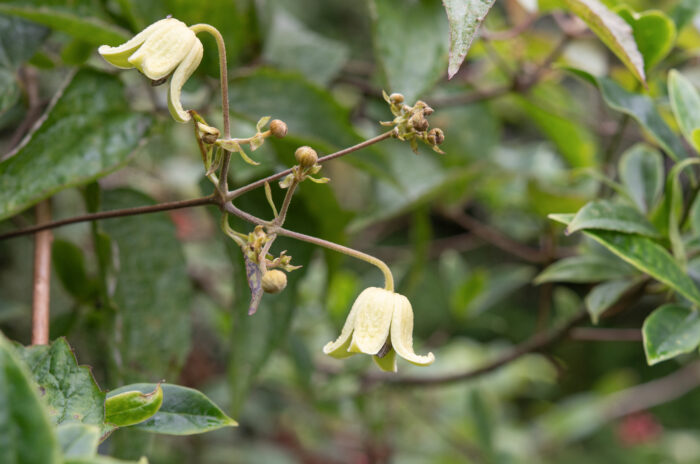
[389,93,404,104]
[270,119,288,138]
[427,128,445,145]
[294,146,318,168]
[202,133,218,144]
[409,114,429,132]
[262,269,287,294]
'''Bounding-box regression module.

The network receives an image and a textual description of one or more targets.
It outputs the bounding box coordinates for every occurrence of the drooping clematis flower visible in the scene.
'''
[323,287,435,372]
[98,18,203,123]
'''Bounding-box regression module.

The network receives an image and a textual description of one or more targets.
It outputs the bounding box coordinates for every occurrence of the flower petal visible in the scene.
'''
[322,290,363,359]
[128,18,196,80]
[373,348,397,372]
[349,287,394,355]
[390,293,435,366]
[98,18,171,69]
[167,37,203,122]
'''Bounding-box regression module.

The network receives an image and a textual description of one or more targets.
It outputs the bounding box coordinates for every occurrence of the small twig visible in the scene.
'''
[274,181,298,226]
[480,13,538,41]
[568,327,642,342]
[31,200,52,345]
[427,84,511,108]
[0,196,217,240]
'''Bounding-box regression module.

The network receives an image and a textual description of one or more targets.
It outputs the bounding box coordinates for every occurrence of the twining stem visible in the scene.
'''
[32,200,52,345]
[189,23,231,193]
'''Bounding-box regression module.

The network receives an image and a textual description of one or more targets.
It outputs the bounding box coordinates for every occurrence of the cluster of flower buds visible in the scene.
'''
[279,146,329,189]
[381,92,445,154]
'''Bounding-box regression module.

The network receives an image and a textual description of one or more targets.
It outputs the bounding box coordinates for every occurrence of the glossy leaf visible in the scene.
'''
[563,0,646,85]
[567,199,659,237]
[567,69,687,161]
[643,304,700,365]
[108,383,237,435]
[585,277,643,324]
[669,69,700,153]
[0,1,128,46]
[105,384,163,427]
[17,338,105,427]
[370,0,448,101]
[615,7,676,72]
[667,159,700,265]
[56,423,99,458]
[101,189,192,382]
[442,0,495,79]
[535,254,637,284]
[0,332,61,464]
[618,143,664,214]
[0,69,153,221]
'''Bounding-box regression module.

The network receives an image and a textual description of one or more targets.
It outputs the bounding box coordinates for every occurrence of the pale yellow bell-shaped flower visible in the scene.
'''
[323,287,435,372]
[98,18,203,123]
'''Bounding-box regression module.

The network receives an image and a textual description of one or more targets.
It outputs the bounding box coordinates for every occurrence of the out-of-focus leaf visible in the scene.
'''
[535,254,637,284]
[550,215,700,305]
[669,69,700,153]
[60,38,94,65]
[0,0,128,46]
[643,304,700,365]
[618,143,664,214]
[615,7,676,72]
[667,159,700,266]
[369,0,448,101]
[0,332,61,464]
[468,389,495,457]
[101,189,192,382]
[108,383,237,435]
[563,0,646,85]
[52,239,94,301]
[567,199,659,237]
[567,68,688,161]
[0,69,153,221]
[16,338,105,427]
[585,277,643,323]
[671,0,700,30]
[57,423,99,458]
[105,384,163,427]
[263,9,349,86]
[65,457,148,464]
[442,0,495,79]
[0,13,49,69]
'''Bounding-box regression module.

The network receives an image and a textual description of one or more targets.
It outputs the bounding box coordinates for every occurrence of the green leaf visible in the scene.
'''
[615,7,676,72]
[535,254,637,284]
[567,69,688,161]
[666,159,700,265]
[105,384,163,427]
[100,189,192,382]
[669,69,700,153]
[643,304,700,365]
[567,199,659,237]
[0,13,49,69]
[0,1,129,46]
[52,239,94,301]
[107,383,237,435]
[56,423,99,458]
[550,214,700,306]
[370,0,448,101]
[563,0,646,85]
[0,69,153,221]
[16,338,106,428]
[618,143,664,214]
[671,0,700,30]
[0,332,61,464]
[263,8,349,86]
[585,277,643,324]
[442,0,495,79]
[65,457,148,464]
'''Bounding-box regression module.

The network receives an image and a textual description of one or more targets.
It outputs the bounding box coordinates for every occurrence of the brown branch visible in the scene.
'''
[480,13,538,41]
[31,200,52,345]
[0,196,217,240]
[568,328,641,342]
[427,84,512,108]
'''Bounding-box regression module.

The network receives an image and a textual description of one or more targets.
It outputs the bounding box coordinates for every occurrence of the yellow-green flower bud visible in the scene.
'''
[261,269,287,294]
[294,146,318,168]
[389,93,404,104]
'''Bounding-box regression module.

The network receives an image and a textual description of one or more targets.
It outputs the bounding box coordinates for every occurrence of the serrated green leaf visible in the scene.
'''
[0,69,153,221]
[567,199,659,237]
[101,189,192,382]
[105,384,163,427]
[618,143,664,214]
[16,338,105,428]
[669,69,700,153]
[615,7,676,72]
[442,0,495,79]
[643,304,700,365]
[563,0,646,85]
[370,0,448,101]
[0,332,61,464]
[0,1,129,46]
[56,423,99,458]
[567,68,687,161]
[535,254,637,284]
[585,277,643,324]
[108,383,237,435]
